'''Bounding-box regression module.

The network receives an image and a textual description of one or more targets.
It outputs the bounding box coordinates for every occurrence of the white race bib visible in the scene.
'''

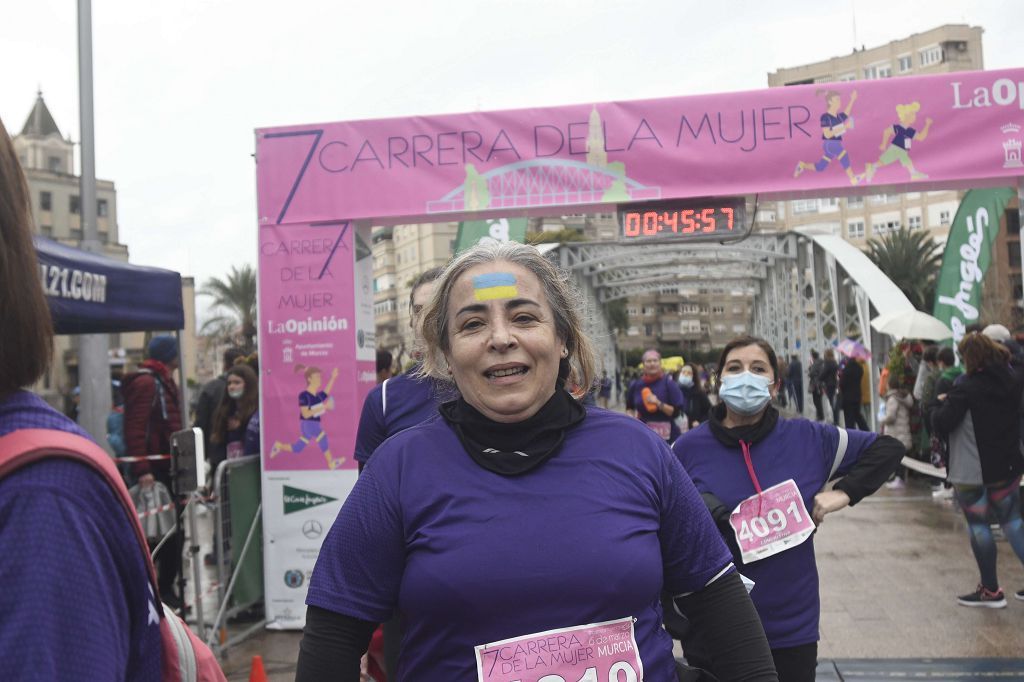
[474,617,642,682]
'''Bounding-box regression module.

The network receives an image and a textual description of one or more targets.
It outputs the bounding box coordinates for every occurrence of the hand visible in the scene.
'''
[812,490,851,525]
[937,393,947,401]
[880,143,887,151]
[691,420,699,428]
[925,117,933,125]
[139,473,156,488]
[331,368,339,379]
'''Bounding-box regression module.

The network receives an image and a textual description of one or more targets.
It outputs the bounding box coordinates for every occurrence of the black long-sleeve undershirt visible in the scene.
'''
[296,571,777,682]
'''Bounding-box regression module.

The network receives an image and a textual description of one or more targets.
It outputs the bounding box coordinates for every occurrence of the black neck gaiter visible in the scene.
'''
[439,387,586,476]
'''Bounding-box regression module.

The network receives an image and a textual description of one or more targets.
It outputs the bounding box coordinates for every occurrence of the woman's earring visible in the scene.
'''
[561,348,569,358]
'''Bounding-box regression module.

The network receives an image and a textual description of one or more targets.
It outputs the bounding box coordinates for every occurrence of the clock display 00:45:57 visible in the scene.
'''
[622,207,734,237]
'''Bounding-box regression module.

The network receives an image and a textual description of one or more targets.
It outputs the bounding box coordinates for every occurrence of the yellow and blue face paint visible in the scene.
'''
[473,272,518,301]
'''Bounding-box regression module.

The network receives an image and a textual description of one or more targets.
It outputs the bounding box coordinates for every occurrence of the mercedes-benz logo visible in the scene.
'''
[302,519,323,539]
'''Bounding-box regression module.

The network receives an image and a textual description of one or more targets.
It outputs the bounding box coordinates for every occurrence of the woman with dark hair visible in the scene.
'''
[0,118,164,678]
[297,243,778,681]
[678,363,711,428]
[210,363,258,463]
[672,335,902,682]
[929,332,1024,608]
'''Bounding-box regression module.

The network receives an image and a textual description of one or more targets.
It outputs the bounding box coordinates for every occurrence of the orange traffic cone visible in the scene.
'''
[249,655,268,682]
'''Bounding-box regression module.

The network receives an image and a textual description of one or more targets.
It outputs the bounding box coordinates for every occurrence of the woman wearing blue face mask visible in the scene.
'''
[671,336,903,682]
[678,365,711,429]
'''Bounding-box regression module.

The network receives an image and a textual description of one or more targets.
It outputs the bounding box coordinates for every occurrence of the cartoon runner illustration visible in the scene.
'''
[270,364,344,470]
[794,89,860,185]
[861,102,933,183]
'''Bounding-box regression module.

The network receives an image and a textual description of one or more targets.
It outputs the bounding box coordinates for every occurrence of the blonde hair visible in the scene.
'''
[418,242,597,396]
[895,102,920,120]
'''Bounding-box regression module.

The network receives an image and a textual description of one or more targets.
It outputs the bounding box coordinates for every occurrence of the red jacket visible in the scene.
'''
[121,359,182,475]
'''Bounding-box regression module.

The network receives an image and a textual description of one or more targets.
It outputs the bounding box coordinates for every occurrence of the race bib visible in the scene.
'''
[644,420,671,441]
[474,617,642,682]
[729,479,815,564]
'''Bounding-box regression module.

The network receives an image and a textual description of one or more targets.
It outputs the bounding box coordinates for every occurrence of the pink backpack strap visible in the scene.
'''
[0,428,160,594]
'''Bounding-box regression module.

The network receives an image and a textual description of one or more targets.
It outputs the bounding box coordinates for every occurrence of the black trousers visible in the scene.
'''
[812,389,824,421]
[771,642,818,682]
[842,403,869,430]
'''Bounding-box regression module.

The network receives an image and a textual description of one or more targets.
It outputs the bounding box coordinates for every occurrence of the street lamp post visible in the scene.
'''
[76,0,112,447]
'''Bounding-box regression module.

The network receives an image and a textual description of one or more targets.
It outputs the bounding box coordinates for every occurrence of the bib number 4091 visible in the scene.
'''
[735,500,805,543]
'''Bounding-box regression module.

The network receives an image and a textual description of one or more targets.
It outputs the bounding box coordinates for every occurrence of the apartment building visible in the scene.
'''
[14,92,198,407]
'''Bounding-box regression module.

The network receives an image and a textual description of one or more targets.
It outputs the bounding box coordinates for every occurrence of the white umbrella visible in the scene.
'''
[870,310,952,340]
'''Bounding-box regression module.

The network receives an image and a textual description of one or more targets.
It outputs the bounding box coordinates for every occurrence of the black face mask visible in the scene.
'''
[439,386,586,476]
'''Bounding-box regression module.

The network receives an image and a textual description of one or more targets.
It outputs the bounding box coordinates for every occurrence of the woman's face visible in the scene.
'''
[642,353,662,376]
[226,374,246,397]
[721,344,777,389]
[444,261,563,423]
[680,367,694,382]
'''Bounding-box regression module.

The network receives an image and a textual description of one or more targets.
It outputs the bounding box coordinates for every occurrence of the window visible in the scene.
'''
[792,199,818,214]
[870,193,896,204]
[898,55,913,73]
[711,305,725,315]
[873,219,901,235]
[847,221,865,239]
[1009,247,1021,269]
[907,214,922,230]
[70,228,83,240]
[97,199,108,217]
[644,324,653,337]
[732,324,747,333]
[837,73,856,82]
[819,197,839,211]
[40,224,53,237]
[732,305,744,315]
[863,63,890,80]
[627,306,639,317]
[47,156,62,172]
[69,195,80,214]
[920,46,942,67]
[940,210,951,226]
[847,195,864,207]
[40,191,52,211]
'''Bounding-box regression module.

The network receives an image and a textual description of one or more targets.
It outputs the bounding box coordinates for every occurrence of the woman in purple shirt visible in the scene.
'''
[297,243,777,681]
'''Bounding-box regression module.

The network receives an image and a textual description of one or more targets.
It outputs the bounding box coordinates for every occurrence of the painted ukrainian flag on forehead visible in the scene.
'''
[473,272,518,301]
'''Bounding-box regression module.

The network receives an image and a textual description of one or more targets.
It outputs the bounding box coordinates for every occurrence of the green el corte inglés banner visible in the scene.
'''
[932,187,1016,347]
[455,217,528,254]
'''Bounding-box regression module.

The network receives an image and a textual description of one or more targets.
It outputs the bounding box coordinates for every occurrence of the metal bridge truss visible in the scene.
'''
[558,230,915,426]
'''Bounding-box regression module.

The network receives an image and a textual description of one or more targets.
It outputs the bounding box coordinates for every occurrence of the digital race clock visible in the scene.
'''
[618,197,750,242]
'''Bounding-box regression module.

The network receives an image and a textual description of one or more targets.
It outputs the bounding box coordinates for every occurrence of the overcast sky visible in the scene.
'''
[3,0,1022,322]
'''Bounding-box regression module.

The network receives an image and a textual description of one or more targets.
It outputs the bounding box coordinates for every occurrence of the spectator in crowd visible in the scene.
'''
[929,332,1024,608]
[376,349,394,383]
[195,347,245,476]
[838,354,868,430]
[822,349,840,424]
[0,116,163,679]
[881,376,914,490]
[297,242,778,681]
[597,370,613,408]
[678,363,711,428]
[122,334,184,608]
[807,350,825,421]
[210,363,259,463]
[242,353,262,457]
[788,354,804,414]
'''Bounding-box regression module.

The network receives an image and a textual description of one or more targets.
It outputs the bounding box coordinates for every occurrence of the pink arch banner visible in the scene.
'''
[256,68,1024,226]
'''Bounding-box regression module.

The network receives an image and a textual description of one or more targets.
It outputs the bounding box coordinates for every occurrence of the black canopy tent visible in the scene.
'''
[34,235,184,334]
[34,236,189,431]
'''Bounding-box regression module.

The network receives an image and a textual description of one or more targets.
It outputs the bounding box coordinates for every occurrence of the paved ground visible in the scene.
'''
[205,402,1024,679]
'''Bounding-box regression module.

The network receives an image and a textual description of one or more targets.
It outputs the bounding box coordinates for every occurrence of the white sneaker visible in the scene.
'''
[884,478,905,490]
[932,486,954,499]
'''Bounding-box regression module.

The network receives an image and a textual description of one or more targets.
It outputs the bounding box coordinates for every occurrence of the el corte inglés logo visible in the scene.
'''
[283,485,338,515]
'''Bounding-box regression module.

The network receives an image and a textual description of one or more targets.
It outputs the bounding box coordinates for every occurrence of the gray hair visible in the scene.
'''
[418,241,597,396]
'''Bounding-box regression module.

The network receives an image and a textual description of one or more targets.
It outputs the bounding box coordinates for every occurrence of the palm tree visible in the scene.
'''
[865,228,942,311]
[199,264,257,351]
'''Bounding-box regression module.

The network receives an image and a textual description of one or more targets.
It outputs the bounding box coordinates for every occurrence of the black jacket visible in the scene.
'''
[930,364,1024,484]
[838,359,862,406]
